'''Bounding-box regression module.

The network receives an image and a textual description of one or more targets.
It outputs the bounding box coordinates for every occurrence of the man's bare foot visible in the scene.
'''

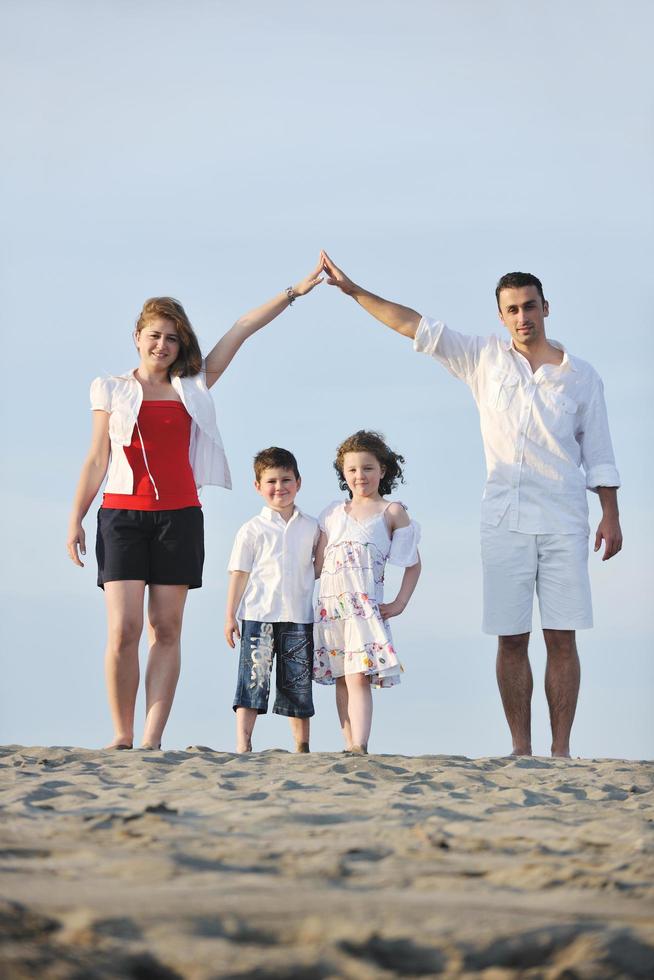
[510,746,532,757]
[551,748,571,758]
[295,742,310,754]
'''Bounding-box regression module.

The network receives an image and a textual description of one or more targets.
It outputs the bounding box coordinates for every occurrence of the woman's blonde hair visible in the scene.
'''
[135,297,202,377]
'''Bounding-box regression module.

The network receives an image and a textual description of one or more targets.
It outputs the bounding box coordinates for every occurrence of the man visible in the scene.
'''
[321,250,622,757]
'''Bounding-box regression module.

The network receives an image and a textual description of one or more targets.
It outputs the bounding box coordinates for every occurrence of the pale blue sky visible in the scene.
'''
[1,0,652,757]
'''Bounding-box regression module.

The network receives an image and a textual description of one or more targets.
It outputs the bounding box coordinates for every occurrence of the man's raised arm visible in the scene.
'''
[321,250,421,339]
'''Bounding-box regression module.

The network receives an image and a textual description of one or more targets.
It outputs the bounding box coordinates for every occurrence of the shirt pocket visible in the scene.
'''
[543,391,579,435]
[486,371,520,411]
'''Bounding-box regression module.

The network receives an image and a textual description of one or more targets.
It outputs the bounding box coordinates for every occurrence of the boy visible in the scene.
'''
[224,447,319,753]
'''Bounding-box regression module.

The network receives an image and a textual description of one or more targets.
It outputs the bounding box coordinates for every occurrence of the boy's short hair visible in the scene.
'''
[253,447,300,482]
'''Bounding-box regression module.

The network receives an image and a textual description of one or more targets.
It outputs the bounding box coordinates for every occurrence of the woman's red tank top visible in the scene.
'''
[102,401,200,511]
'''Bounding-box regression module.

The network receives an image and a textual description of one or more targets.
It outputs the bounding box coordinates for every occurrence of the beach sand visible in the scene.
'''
[1,745,653,978]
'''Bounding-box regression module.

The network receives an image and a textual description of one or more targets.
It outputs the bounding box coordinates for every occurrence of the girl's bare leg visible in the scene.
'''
[335,676,353,749]
[103,580,146,748]
[344,673,373,751]
[289,717,310,752]
[235,707,258,752]
[142,584,188,749]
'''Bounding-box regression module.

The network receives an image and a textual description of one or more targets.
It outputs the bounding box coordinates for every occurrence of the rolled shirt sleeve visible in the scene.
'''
[414,316,485,384]
[228,525,255,573]
[579,375,621,492]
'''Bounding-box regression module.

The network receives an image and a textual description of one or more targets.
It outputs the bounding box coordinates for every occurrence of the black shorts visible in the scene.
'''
[96,507,204,590]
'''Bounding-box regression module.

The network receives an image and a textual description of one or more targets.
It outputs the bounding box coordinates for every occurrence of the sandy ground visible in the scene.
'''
[0,745,653,979]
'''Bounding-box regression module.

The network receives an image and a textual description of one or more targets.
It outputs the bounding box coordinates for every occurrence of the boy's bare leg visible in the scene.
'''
[344,673,373,752]
[496,633,533,756]
[235,707,258,752]
[543,629,580,758]
[335,676,353,750]
[289,717,310,752]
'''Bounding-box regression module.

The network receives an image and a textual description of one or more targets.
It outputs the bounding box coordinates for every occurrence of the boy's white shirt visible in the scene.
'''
[228,506,319,624]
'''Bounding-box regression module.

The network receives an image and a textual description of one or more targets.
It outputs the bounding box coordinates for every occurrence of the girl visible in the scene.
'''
[313,430,421,754]
[66,262,323,750]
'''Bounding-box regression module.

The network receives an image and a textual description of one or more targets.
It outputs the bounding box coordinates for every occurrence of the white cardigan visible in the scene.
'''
[90,366,232,494]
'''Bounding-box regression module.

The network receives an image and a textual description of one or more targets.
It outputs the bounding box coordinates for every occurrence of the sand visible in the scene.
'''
[1,745,653,979]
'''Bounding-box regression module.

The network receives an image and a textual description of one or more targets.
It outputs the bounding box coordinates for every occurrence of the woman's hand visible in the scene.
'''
[224,615,241,649]
[291,258,325,297]
[67,521,87,567]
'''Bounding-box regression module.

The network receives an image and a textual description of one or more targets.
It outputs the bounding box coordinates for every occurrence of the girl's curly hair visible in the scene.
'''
[334,430,405,498]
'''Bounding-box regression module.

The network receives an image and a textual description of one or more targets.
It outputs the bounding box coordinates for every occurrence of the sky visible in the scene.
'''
[1,0,652,758]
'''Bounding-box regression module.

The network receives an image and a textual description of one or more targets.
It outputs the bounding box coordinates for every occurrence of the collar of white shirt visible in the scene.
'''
[259,505,306,525]
[503,337,578,374]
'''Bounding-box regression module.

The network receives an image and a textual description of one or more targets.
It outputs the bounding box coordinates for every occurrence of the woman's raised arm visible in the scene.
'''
[203,258,324,388]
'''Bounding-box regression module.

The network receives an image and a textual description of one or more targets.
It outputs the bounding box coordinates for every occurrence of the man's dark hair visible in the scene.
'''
[253,447,300,482]
[495,272,546,309]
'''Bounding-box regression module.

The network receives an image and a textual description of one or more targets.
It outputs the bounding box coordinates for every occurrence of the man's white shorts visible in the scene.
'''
[481,515,593,636]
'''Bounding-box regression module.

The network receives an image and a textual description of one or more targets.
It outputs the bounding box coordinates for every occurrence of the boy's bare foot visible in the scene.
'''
[295,741,310,754]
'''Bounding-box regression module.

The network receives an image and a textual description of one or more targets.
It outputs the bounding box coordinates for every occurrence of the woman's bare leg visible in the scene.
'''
[142,584,188,748]
[335,676,353,750]
[103,581,145,748]
[344,673,373,752]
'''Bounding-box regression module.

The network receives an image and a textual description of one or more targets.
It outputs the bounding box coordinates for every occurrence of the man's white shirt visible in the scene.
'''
[414,317,620,534]
[228,506,319,623]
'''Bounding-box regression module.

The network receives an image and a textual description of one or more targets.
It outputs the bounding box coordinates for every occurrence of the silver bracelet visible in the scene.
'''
[286,286,296,305]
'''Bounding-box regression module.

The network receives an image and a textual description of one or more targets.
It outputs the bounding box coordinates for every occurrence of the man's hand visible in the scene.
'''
[321,250,359,296]
[594,515,623,561]
[224,616,241,648]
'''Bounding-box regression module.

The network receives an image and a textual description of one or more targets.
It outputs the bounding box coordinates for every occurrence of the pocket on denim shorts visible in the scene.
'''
[279,630,312,691]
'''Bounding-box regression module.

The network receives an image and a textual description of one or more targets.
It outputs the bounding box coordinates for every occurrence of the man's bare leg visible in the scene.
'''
[289,717,310,752]
[543,629,580,758]
[235,707,257,753]
[496,633,533,755]
[335,676,353,750]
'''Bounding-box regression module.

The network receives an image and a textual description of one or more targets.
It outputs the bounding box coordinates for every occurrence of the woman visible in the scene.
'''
[67,262,323,749]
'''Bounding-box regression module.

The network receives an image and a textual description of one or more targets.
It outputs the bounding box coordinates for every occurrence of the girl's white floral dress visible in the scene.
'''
[313,500,420,688]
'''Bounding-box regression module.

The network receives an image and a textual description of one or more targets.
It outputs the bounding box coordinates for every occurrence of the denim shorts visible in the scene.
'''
[233,621,314,718]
